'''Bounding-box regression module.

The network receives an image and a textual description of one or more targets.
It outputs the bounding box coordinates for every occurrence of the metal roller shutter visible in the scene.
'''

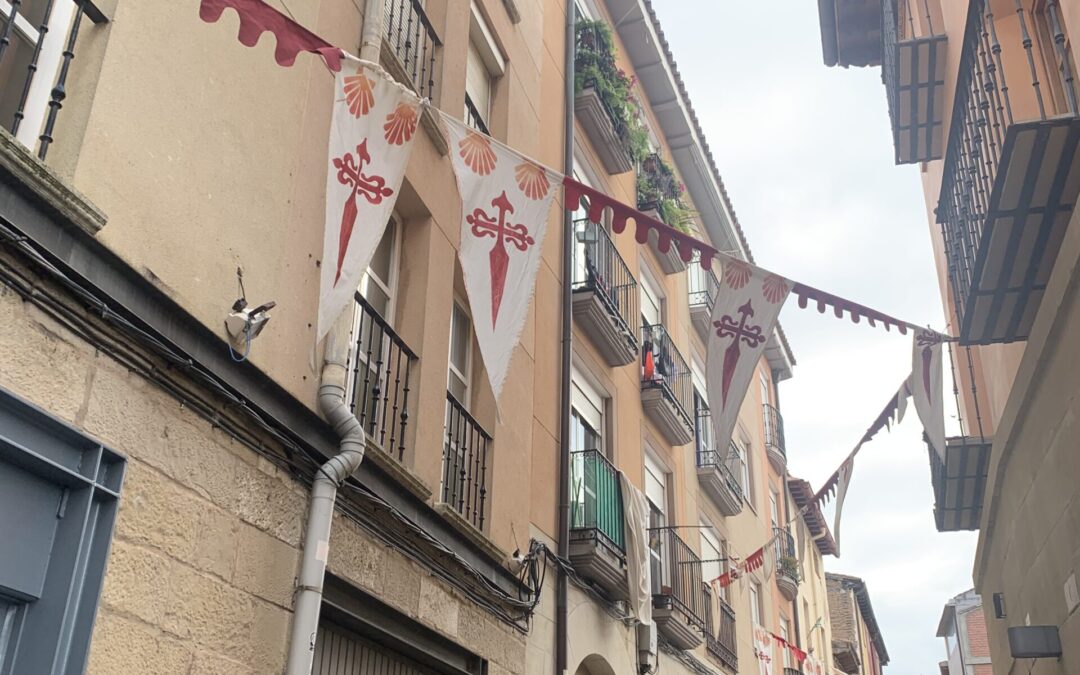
[313,622,435,675]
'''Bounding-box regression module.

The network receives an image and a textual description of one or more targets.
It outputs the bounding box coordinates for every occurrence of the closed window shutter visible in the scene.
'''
[465,42,491,122]
[313,623,435,674]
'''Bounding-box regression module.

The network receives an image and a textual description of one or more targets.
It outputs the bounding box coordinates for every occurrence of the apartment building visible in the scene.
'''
[938,589,994,675]
[815,0,1080,671]
[0,0,851,674]
[826,574,889,675]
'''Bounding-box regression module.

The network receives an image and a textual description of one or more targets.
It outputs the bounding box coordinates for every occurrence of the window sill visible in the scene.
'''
[362,437,432,502]
[434,502,508,565]
[0,128,106,235]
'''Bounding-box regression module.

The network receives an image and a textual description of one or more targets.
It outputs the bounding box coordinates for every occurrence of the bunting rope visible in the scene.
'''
[199,0,954,342]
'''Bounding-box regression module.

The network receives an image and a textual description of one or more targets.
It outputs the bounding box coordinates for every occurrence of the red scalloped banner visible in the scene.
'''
[562,177,719,272]
[792,282,913,334]
[200,0,345,71]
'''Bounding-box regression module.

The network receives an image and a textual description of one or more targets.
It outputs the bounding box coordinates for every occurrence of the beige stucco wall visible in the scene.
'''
[973,204,1080,675]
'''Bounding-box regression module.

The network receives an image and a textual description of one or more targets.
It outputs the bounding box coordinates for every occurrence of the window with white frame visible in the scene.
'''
[750,581,763,627]
[570,368,604,456]
[691,360,711,460]
[448,300,473,406]
[780,619,792,668]
[639,272,663,329]
[759,369,770,406]
[645,453,667,591]
[700,523,724,600]
[0,0,82,150]
[737,437,755,508]
[464,2,504,133]
[769,490,780,530]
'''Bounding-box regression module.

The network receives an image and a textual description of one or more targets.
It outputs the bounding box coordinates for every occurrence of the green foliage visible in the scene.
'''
[637,154,694,234]
[574,20,649,164]
[779,555,801,582]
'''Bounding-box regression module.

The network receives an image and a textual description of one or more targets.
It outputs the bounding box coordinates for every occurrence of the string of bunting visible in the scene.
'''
[199,0,950,342]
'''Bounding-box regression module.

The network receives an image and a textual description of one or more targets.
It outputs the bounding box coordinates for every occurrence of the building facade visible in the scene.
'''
[938,589,994,675]
[826,574,889,675]
[815,0,1080,672]
[0,0,863,673]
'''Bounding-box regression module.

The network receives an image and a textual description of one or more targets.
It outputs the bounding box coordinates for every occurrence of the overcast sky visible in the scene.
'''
[650,2,978,673]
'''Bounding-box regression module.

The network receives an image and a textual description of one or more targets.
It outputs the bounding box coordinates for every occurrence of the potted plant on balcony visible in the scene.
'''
[574,19,649,173]
[778,555,800,581]
[637,154,693,234]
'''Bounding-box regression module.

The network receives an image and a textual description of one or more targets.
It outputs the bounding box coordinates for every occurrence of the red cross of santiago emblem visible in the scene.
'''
[714,299,766,406]
[467,191,534,327]
[332,139,393,286]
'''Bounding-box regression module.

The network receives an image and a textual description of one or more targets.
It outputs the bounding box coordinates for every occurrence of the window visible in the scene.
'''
[645,454,667,590]
[759,369,770,406]
[570,369,604,455]
[736,438,755,507]
[639,273,663,329]
[780,618,792,668]
[359,219,399,319]
[0,0,83,149]
[0,388,125,673]
[691,360,711,459]
[700,524,725,601]
[769,491,780,530]
[448,300,473,405]
[464,2,505,133]
[1032,0,1077,116]
[749,581,763,627]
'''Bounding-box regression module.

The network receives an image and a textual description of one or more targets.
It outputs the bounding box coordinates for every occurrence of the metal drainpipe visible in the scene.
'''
[774,370,802,651]
[286,4,385,673]
[555,2,575,674]
[285,317,367,675]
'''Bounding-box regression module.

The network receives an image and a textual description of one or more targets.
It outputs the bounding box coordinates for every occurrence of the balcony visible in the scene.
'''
[574,22,635,174]
[464,93,489,135]
[637,154,690,275]
[650,528,705,650]
[704,584,738,672]
[938,0,1080,344]
[641,324,695,446]
[929,435,991,532]
[784,669,804,675]
[571,218,640,366]
[774,527,799,601]
[441,392,491,531]
[763,403,786,471]
[0,0,108,160]
[569,450,628,600]
[688,260,720,340]
[695,410,743,517]
[348,293,418,464]
[382,0,441,99]
[882,0,947,163]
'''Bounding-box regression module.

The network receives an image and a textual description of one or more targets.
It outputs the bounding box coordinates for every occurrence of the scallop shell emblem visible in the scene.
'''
[723,260,752,290]
[458,132,497,176]
[343,73,376,117]
[515,162,550,200]
[383,103,418,145]
[762,274,790,303]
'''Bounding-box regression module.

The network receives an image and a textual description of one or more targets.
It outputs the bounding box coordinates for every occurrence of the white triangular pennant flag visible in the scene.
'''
[442,112,561,402]
[318,59,421,339]
[912,328,946,460]
[707,259,791,457]
[833,456,855,555]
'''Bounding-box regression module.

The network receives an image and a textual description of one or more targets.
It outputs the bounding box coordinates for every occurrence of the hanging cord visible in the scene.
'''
[964,344,987,441]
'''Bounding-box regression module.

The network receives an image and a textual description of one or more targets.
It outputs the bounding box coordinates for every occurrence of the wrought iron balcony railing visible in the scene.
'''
[938,0,1080,344]
[0,0,108,160]
[704,584,738,671]
[688,261,720,313]
[763,403,786,462]
[641,324,693,429]
[464,93,489,135]
[570,449,625,557]
[882,0,948,163]
[349,293,417,462]
[383,0,441,99]
[442,392,491,531]
[649,527,706,633]
[773,527,798,579]
[571,217,639,357]
[694,409,743,502]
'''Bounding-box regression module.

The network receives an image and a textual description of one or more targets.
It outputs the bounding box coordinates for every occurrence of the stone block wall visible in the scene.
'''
[0,267,527,674]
